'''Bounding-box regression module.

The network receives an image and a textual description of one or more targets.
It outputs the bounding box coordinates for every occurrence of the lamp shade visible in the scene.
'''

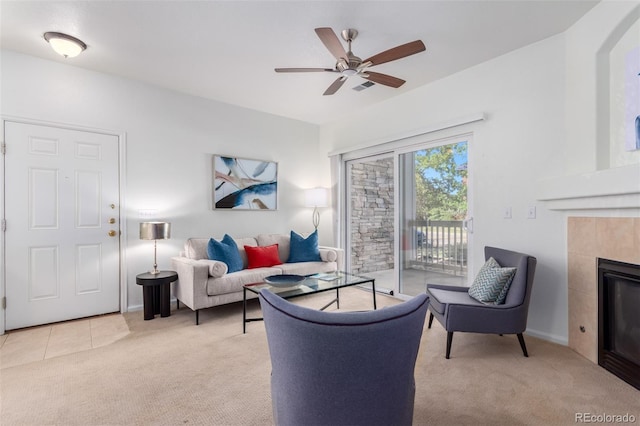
[304,188,328,208]
[140,222,171,240]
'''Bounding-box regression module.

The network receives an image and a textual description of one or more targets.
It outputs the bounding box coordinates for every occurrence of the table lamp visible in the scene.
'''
[304,188,328,230]
[140,222,171,274]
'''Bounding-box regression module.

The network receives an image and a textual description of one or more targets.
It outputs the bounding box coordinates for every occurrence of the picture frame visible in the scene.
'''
[213,155,278,210]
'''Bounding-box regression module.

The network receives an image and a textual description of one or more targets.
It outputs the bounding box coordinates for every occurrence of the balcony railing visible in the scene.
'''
[408,219,467,276]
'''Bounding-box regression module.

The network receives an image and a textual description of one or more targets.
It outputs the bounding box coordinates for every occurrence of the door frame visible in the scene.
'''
[0,116,128,335]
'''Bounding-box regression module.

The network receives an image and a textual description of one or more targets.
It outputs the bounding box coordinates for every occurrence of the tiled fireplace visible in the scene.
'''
[567,217,640,363]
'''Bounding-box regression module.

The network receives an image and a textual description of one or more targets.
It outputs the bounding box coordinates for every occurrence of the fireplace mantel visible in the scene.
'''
[536,164,640,211]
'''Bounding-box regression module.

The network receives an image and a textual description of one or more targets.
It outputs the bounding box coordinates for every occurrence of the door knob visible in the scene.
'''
[108,230,117,237]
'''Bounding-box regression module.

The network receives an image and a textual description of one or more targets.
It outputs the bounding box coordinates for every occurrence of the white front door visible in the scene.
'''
[4,122,121,330]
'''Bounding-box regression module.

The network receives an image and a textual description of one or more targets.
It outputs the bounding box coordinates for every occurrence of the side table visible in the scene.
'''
[136,270,178,320]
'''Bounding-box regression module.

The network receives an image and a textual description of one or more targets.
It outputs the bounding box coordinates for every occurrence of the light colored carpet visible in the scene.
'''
[1,288,638,425]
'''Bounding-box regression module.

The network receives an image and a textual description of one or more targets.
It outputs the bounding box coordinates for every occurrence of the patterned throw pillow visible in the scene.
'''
[468,257,516,304]
[207,234,244,273]
[287,230,321,263]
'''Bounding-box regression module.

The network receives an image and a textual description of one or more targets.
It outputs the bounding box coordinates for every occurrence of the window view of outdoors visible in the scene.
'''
[347,141,468,296]
[409,141,468,281]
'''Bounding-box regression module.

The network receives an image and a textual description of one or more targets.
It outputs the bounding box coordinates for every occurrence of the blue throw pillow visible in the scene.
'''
[207,234,243,273]
[288,230,321,263]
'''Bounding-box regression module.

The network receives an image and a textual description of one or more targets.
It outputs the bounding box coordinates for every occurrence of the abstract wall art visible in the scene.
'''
[213,155,278,210]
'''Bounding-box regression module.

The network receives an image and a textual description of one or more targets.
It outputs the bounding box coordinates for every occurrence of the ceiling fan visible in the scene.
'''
[275,27,426,96]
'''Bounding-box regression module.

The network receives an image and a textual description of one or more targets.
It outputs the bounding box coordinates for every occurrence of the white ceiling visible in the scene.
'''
[1,1,599,125]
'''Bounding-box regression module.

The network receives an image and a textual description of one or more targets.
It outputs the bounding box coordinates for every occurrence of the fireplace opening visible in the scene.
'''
[598,258,640,390]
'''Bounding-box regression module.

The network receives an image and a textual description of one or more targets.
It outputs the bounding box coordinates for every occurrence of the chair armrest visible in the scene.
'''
[170,256,210,311]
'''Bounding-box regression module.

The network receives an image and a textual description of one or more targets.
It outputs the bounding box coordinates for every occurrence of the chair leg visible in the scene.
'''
[446,332,453,359]
[517,333,529,357]
[428,312,434,329]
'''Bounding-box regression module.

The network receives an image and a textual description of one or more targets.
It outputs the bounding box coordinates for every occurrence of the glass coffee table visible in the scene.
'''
[242,271,376,333]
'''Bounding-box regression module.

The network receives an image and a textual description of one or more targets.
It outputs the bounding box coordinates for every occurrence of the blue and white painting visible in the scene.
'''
[213,155,278,210]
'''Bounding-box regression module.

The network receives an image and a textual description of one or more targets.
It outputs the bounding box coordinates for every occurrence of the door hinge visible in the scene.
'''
[1,219,5,232]
[1,142,5,155]
[1,297,5,309]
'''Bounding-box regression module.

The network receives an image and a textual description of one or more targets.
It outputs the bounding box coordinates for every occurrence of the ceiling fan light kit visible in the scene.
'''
[275,27,426,96]
[44,31,87,58]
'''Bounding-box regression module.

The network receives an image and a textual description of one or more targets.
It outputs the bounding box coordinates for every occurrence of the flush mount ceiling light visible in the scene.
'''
[43,32,86,58]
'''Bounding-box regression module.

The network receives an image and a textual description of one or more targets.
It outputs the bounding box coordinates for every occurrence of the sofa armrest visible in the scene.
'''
[319,246,345,271]
[170,256,211,311]
[195,259,228,278]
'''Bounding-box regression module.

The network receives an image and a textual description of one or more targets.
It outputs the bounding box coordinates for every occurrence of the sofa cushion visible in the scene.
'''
[256,234,290,263]
[245,244,283,268]
[233,237,259,268]
[206,267,280,296]
[288,230,321,263]
[184,238,211,260]
[207,234,243,273]
[277,261,337,276]
[468,257,516,304]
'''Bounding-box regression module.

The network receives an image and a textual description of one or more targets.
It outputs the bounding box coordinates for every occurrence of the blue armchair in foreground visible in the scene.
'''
[258,288,429,426]
[426,246,537,359]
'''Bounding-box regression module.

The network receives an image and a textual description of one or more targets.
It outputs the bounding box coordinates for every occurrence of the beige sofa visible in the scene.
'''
[170,233,344,324]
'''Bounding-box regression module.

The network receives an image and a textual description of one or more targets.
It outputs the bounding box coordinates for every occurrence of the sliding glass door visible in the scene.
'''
[398,140,469,296]
[343,136,470,297]
[345,154,395,294]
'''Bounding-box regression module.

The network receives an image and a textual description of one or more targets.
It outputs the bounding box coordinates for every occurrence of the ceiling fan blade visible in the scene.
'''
[315,27,348,61]
[275,68,335,73]
[362,71,406,88]
[323,76,347,96]
[363,40,426,66]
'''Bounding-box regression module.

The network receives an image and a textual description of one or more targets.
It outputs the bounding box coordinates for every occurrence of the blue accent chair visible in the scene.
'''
[426,246,537,359]
[258,288,429,426]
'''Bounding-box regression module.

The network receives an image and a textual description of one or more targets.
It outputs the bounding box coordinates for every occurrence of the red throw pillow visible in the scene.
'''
[244,244,282,269]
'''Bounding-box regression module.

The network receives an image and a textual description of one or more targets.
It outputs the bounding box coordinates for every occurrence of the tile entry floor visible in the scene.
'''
[0,313,129,370]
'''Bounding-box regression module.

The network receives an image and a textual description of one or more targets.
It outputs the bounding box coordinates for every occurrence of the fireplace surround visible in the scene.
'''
[567,217,640,367]
[597,258,640,390]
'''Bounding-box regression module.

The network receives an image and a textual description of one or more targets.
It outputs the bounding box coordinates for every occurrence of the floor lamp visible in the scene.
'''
[140,222,171,274]
[304,188,328,230]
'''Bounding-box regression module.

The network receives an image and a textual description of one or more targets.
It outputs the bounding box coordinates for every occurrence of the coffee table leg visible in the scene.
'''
[336,288,340,309]
[371,279,377,310]
[243,287,247,334]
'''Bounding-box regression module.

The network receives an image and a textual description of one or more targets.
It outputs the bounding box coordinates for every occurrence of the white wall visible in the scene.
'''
[320,34,570,343]
[318,1,640,344]
[0,51,325,312]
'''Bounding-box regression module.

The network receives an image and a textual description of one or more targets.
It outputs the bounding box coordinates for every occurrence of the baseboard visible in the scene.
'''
[525,328,568,346]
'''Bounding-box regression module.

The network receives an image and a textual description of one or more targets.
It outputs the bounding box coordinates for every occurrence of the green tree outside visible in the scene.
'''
[415,142,467,221]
